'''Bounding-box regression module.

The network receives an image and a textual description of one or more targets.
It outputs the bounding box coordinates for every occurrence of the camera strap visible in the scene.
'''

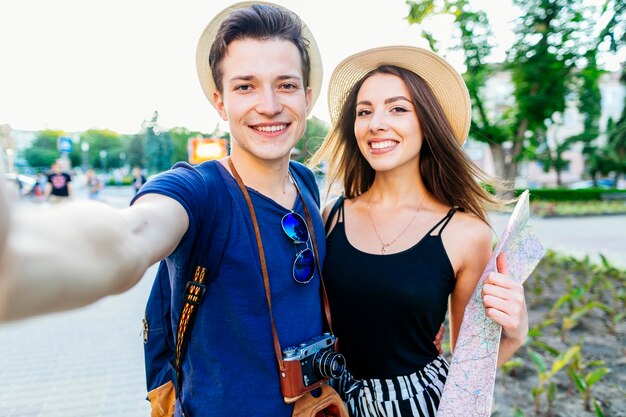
[228,158,333,374]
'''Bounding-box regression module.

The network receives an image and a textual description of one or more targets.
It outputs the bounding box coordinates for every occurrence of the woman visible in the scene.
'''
[310,46,528,416]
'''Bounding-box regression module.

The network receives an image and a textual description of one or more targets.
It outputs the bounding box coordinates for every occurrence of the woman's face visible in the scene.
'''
[353,73,423,173]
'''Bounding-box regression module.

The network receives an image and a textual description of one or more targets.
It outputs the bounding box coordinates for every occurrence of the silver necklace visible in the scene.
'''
[366,194,425,255]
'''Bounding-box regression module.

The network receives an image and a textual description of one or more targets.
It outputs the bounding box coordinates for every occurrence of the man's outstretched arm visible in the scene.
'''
[0,193,188,322]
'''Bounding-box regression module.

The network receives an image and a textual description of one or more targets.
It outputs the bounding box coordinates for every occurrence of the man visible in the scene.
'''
[45,159,73,202]
[85,169,103,200]
[0,3,325,416]
[131,166,146,194]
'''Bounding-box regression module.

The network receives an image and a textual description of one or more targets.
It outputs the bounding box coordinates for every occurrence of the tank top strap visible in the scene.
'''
[427,206,459,236]
[324,195,346,234]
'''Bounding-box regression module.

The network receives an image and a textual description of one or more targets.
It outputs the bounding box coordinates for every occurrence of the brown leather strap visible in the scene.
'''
[228,158,335,374]
[229,158,286,373]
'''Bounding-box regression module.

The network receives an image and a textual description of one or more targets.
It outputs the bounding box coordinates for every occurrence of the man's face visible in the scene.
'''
[212,38,311,165]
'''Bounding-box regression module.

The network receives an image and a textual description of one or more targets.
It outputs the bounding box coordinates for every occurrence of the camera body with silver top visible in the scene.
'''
[280,333,346,402]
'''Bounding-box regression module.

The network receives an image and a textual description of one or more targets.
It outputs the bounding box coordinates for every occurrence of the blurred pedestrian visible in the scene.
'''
[131,166,146,195]
[45,159,72,203]
[85,169,103,200]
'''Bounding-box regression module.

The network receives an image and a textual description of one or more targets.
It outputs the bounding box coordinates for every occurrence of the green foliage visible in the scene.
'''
[560,301,605,342]
[568,348,610,411]
[516,251,624,415]
[169,127,206,164]
[604,101,626,184]
[143,111,173,174]
[295,116,329,163]
[594,399,605,417]
[79,129,125,170]
[405,0,623,186]
[23,147,60,169]
[508,0,585,131]
[518,188,626,201]
[501,358,524,387]
[23,129,66,169]
[529,345,580,415]
[126,134,145,169]
[107,176,134,186]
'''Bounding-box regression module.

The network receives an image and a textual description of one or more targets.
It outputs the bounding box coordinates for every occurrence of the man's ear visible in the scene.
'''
[305,86,312,115]
[212,91,228,121]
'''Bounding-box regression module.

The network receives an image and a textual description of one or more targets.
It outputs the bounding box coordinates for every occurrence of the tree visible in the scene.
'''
[593,0,626,185]
[126,134,146,169]
[508,0,592,186]
[606,105,626,185]
[407,0,513,181]
[143,111,173,174]
[79,129,124,171]
[406,0,596,187]
[23,129,76,169]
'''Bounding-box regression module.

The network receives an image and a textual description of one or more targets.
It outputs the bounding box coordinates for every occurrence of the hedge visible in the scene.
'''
[516,188,626,201]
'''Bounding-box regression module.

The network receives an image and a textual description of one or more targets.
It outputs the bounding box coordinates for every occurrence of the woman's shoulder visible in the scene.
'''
[449,209,493,246]
[322,195,347,221]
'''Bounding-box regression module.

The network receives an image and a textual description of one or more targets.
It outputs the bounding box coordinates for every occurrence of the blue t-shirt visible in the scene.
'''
[133,160,325,416]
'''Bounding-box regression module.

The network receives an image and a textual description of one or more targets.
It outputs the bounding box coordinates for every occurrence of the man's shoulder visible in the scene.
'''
[289,160,316,187]
[289,160,313,174]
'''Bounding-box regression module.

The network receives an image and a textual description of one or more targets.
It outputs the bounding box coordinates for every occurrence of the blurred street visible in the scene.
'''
[489,211,626,269]
[0,185,624,416]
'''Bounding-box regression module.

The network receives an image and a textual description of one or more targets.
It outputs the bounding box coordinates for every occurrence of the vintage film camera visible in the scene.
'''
[281,333,346,402]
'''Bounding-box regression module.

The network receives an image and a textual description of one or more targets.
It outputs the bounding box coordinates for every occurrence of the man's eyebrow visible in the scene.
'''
[226,74,303,83]
[356,96,412,106]
[276,74,303,81]
[227,75,254,83]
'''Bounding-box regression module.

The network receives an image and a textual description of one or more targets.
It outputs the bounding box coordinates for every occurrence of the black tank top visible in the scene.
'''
[324,198,457,379]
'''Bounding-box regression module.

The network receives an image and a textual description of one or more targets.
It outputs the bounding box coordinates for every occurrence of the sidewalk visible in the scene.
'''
[0,266,154,417]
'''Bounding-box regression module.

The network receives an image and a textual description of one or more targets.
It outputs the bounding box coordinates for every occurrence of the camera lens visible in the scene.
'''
[313,349,346,380]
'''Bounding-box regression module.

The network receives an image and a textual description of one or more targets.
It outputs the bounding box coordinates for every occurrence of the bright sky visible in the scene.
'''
[0,0,617,134]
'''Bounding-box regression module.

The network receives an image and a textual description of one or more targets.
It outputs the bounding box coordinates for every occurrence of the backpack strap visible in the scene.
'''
[170,160,231,397]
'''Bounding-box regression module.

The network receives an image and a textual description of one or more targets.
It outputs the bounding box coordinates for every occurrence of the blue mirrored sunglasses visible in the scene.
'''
[281,212,315,284]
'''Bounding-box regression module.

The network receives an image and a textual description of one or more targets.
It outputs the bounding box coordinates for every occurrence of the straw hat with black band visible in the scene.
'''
[327,45,471,145]
[195,1,323,115]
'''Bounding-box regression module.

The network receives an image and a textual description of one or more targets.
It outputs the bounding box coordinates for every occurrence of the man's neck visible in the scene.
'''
[223,151,296,207]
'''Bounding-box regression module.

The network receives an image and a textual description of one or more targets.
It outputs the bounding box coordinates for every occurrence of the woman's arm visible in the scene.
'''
[448,219,492,352]
[448,220,528,367]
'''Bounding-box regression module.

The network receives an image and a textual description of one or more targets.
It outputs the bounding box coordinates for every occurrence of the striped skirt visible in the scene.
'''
[334,356,449,417]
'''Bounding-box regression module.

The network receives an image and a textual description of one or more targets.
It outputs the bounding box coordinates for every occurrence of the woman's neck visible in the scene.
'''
[365,165,428,207]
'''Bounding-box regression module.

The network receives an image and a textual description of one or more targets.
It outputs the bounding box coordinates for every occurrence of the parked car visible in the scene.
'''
[4,173,38,197]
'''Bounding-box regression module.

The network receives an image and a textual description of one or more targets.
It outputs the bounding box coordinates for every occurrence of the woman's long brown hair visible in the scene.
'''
[309,65,508,224]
